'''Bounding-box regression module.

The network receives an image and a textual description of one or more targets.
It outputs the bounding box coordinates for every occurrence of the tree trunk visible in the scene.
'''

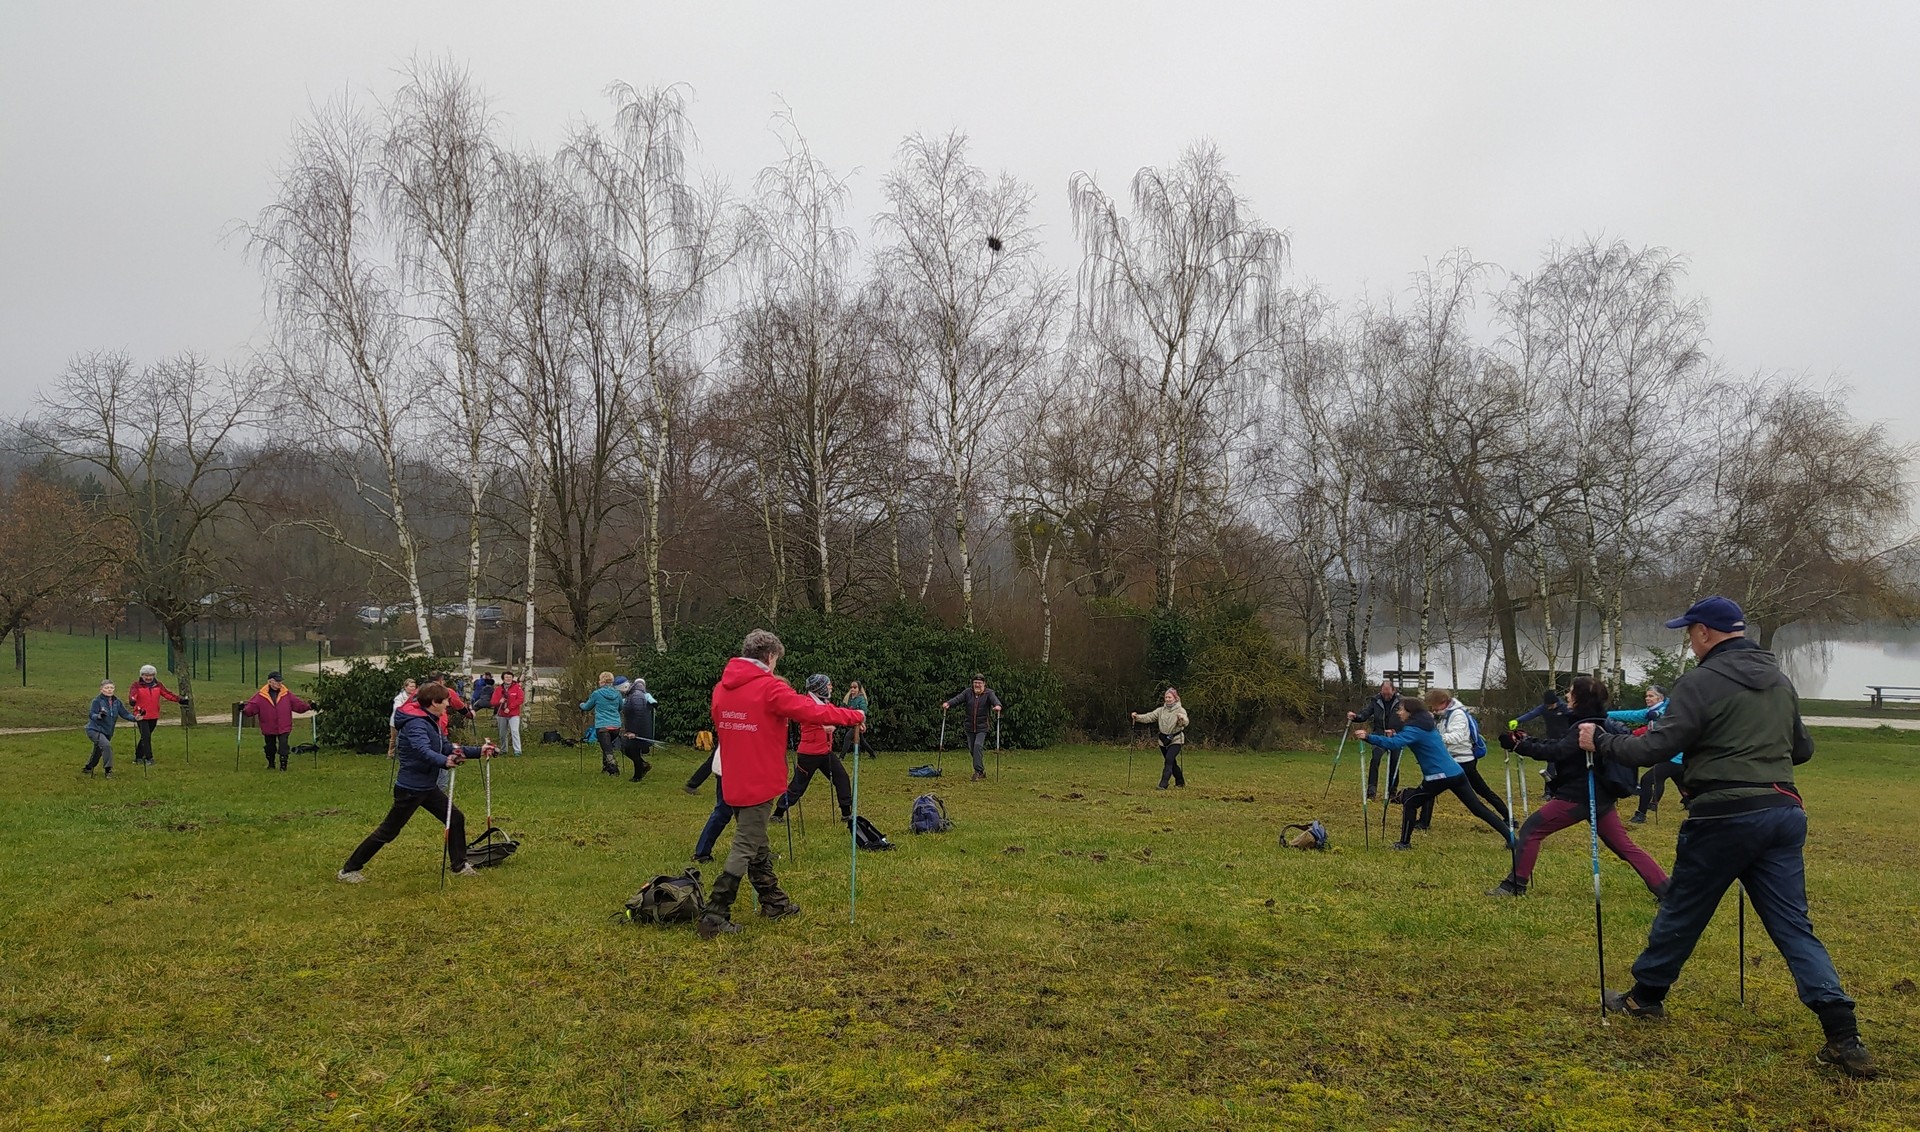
[918,522,937,602]
[645,418,669,653]
[1037,536,1054,666]
[954,495,974,630]
[1489,552,1525,693]
[165,621,197,726]
[462,457,484,671]
[522,462,543,680]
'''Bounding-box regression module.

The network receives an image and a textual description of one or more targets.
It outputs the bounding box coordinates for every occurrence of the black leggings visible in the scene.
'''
[135,718,158,763]
[778,753,853,819]
[263,732,290,769]
[1401,775,1514,845]
[1637,761,1680,814]
[1159,740,1185,787]
[344,786,466,872]
[595,728,620,771]
[1418,759,1510,826]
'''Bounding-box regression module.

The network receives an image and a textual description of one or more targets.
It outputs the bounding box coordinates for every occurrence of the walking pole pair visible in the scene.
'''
[441,762,459,890]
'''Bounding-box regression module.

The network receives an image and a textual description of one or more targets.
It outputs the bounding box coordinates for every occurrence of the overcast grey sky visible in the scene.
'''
[4,2,1916,439]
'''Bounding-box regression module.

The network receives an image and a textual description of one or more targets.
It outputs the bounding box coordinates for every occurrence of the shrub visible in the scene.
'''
[637,603,1064,749]
[544,647,625,740]
[307,655,441,749]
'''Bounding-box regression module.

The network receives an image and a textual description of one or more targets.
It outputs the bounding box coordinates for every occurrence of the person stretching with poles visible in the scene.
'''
[774,674,856,824]
[242,672,311,772]
[81,680,137,778]
[1416,688,1508,831]
[1610,685,1681,825]
[1488,675,1668,900]
[1579,596,1875,1077]
[1354,696,1516,852]
[338,682,492,883]
[941,674,1002,783]
[699,630,864,939]
[1130,687,1190,789]
[127,664,185,767]
[1349,680,1399,801]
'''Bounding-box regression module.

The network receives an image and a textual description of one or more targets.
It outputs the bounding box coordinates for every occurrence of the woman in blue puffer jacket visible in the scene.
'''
[581,672,626,776]
[338,682,493,882]
[1356,697,1518,852]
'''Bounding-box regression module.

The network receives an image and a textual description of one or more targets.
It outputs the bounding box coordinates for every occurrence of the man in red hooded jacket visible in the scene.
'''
[700,628,864,939]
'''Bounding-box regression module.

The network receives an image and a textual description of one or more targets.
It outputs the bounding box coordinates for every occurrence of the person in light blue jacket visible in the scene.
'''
[580,672,626,776]
[1610,685,1683,823]
[1356,697,1517,852]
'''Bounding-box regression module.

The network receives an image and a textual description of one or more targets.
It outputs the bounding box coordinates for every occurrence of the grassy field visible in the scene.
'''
[2,724,1918,1131]
[0,630,309,731]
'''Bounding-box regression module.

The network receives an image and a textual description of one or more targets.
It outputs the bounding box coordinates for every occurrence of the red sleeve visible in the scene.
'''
[766,681,864,727]
[290,695,313,713]
[241,695,261,717]
[161,685,182,704]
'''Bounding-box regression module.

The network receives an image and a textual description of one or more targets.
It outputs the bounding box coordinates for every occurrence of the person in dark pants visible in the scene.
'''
[1580,596,1874,1077]
[1355,697,1517,852]
[1349,680,1400,800]
[621,677,657,782]
[1130,687,1191,789]
[126,664,184,766]
[1610,685,1681,824]
[941,674,1002,782]
[82,680,138,777]
[775,674,855,821]
[339,683,491,882]
[684,747,732,863]
[1419,688,1508,829]
[580,672,624,775]
[241,672,312,771]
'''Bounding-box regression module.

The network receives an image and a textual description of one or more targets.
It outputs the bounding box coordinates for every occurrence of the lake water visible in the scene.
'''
[1331,621,1920,703]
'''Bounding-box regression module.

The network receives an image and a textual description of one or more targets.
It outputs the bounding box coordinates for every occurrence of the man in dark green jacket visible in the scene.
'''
[1578,596,1873,1077]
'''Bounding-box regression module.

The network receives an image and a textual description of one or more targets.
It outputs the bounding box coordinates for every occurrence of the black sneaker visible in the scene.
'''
[691,853,714,864]
[1391,842,1413,852]
[81,766,95,776]
[697,914,741,940]
[1487,876,1528,897]
[1629,811,1648,825]
[1816,1036,1877,1079]
[1601,989,1665,1019]
[761,901,802,922]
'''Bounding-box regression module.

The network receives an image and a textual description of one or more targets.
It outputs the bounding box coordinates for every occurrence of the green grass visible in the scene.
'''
[1,630,304,730]
[2,728,1918,1130]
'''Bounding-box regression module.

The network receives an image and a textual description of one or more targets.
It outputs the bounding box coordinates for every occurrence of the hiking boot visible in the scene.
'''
[1391,842,1413,851]
[972,770,986,782]
[1156,784,1169,790]
[336,870,365,884]
[103,769,114,779]
[1629,811,1648,825]
[1488,875,1528,897]
[691,853,714,864]
[1601,989,1665,1019]
[697,913,740,940]
[1816,1036,1878,1079]
[761,901,802,922]
[81,766,95,776]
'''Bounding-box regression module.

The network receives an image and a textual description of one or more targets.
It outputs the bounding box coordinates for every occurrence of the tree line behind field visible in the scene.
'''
[1,59,1912,738]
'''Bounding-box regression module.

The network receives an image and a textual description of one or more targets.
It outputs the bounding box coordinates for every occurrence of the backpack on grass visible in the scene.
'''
[1281,820,1329,851]
[907,764,942,778]
[623,868,706,924]
[850,815,895,851]
[909,793,952,834]
[466,826,520,868]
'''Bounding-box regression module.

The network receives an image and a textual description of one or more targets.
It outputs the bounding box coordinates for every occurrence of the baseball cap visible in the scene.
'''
[1664,596,1746,633]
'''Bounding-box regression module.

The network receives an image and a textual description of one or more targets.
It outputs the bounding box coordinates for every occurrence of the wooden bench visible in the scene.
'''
[1865,685,1920,710]
[1383,669,1436,691]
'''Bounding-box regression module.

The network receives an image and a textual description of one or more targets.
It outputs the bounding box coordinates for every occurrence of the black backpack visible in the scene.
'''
[466,826,520,868]
[623,868,706,924]
[850,815,895,851]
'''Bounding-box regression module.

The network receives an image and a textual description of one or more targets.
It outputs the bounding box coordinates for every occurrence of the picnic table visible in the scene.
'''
[1865,686,1920,710]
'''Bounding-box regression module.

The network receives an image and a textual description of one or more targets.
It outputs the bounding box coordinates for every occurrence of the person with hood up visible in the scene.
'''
[495,671,526,755]
[1355,696,1517,851]
[1488,675,1668,899]
[1610,684,1682,824]
[82,680,138,777]
[699,630,864,939]
[773,674,856,821]
[580,672,624,775]
[241,672,312,771]
[127,664,186,766]
[1349,679,1401,800]
[338,682,493,882]
[621,677,657,782]
[1130,687,1191,789]
[940,674,1002,782]
[1578,596,1874,1078]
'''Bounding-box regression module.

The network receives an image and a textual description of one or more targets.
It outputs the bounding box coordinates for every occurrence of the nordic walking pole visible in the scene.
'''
[234,712,242,772]
[994,709,1002,782]
[1322,729,1349,800]
[850,727,861,923]
[1739,883,1748,1006]
[311,710,319,769]
[1501,744,1517,838]
[441,762,458,889]
[937,708,946,776]
[1586,751,1608,1024]
[1359,728,1370,849]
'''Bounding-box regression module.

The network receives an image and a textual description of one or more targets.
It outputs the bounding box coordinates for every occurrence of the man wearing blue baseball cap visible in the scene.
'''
[1578,596,1873,1077]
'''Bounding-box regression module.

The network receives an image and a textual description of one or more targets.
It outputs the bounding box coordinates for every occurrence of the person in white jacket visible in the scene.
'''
[1413,688,1511,831]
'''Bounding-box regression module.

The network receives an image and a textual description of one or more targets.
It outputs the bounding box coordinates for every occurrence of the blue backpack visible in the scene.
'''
[910,793,952,834]
[1451,706,1488,760]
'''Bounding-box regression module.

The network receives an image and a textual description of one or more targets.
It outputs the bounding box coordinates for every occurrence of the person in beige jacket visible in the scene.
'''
[1131,688,1191,789]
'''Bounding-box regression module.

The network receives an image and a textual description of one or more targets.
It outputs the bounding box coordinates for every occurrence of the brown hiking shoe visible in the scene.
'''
[697,913,740,940]
[1817,1037,1877,1079]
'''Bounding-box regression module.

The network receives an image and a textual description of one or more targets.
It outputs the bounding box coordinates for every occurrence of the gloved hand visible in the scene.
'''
[1498,729,1524,751]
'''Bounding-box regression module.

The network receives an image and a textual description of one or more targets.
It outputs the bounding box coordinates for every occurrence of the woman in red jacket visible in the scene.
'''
[773,673,854,822]
[127,664,185,767]
[494,671,526,755]
[699,630,864,939]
